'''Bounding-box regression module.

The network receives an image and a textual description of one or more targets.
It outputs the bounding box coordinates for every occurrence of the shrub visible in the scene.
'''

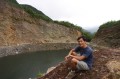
[21,5,52,22]
[54,21,82,31]
[99,20,120,29]
[7,0,52,22]
[54,21,94,41]
[37,72,43,78]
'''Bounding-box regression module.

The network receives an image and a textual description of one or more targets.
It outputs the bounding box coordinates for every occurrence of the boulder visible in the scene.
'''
[104,60,120,79]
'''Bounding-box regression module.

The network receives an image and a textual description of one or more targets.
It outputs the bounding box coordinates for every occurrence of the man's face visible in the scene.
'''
[77,38,86,47]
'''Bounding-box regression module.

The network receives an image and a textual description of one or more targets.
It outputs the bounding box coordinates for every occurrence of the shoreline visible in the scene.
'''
[0,43,77,58]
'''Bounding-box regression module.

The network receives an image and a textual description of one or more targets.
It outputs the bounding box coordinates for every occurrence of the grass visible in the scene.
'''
[37,72,44,78]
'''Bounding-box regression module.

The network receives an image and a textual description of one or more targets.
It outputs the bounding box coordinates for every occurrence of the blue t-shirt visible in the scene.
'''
[73,45,93,69]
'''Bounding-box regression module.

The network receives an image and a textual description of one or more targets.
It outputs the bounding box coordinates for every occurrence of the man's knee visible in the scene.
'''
[71,58,78,63]
[77,61,89,70]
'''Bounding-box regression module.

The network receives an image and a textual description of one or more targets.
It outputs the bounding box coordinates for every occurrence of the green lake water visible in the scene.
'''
[0,49,69,79]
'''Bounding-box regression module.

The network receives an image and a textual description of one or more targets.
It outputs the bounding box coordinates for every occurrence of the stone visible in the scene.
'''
[105,60,120,79]
[46,67,56,74]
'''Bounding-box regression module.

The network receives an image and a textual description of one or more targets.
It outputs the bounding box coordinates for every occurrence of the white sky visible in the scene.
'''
[16,0,120,31]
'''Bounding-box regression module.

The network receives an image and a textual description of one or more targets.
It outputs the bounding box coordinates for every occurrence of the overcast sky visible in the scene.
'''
[16,0,120,31]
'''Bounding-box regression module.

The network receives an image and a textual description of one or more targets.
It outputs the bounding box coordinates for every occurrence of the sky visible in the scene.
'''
[16,0,120,32]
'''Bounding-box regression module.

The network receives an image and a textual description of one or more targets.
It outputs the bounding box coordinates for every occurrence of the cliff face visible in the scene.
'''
[0,0,81,46]
[92,24,120,48]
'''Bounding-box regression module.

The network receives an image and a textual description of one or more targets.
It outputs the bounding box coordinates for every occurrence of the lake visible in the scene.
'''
[0,49,69,79]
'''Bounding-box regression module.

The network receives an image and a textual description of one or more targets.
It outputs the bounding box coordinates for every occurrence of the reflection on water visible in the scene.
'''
[0,49,69,79]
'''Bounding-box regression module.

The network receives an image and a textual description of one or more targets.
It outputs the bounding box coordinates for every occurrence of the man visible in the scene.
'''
[65,36,93,71]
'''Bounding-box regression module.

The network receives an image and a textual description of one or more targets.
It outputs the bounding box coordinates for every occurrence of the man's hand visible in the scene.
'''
[65,49,76,61]
[65,55,70,61]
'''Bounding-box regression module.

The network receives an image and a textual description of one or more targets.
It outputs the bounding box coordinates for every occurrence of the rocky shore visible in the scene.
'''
[0,43,77,58]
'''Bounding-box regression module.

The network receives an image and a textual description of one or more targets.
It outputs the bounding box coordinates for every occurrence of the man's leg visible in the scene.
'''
[76,61,89,70]
[70,58,79,70]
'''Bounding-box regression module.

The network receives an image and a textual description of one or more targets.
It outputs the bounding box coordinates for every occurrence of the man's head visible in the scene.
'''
[77,36,87,48]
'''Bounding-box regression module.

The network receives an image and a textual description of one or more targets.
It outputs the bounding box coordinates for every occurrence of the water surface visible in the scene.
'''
[0,49,69,79]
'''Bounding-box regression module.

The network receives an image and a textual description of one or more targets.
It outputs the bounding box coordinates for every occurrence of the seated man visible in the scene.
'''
[65,36,93,71]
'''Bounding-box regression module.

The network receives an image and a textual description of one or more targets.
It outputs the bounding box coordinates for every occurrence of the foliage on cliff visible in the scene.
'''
[99,20,120,29]
[92,20,120,48]
[54,21,94,41]
[54,21,82,31]
[7,0,52,22]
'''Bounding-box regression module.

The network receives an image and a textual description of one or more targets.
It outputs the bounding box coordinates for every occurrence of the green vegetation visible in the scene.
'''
[37,72,43,78]
[21,5,52,22]
[82,30,95,42]
[54,21,94,41]
[6,0,20,8]
[6,0,18,4]
[99,20,120,29]
[7,0,52,22]
[54,21,82,30]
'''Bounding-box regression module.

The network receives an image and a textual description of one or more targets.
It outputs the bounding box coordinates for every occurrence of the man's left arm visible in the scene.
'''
[69,55,86,61]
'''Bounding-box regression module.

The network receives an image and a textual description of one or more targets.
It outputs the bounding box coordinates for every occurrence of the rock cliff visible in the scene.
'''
[92,21,120,48]
[0,0,81,46]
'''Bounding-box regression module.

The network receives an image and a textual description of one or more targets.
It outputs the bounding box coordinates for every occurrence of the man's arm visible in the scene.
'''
[65,49,77,60]
[68,49,77,56]
[68,49,74,55]
[70,55,86,61]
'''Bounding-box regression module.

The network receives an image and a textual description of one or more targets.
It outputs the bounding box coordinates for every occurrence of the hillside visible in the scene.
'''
[92,20,120,48]
[39,20,120,79]
[0,0,82,46]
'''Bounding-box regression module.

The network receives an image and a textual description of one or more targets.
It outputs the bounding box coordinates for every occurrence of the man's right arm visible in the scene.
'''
[65,49,77,60]
[68,49,74,56]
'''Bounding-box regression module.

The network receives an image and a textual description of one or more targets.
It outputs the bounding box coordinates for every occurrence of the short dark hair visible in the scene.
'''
[77,36,87,41]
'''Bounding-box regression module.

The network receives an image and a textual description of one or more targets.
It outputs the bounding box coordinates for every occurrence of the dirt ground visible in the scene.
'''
[39,47,120,79]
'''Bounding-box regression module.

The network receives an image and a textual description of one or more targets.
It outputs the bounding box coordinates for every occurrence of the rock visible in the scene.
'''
[46,67,56,74]
[91,21,120,48]
[105,60,120,79]
[101,55,108,59]
[65,71,76,79]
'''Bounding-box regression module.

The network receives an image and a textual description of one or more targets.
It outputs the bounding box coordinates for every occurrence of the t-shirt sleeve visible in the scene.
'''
[73,45,81,52]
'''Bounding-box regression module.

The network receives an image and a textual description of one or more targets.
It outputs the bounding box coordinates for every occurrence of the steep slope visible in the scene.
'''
[92,21,120,48]
[0,0,81,46]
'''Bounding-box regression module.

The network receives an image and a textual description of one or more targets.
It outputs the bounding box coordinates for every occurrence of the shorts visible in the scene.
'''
[76,61,89,70]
